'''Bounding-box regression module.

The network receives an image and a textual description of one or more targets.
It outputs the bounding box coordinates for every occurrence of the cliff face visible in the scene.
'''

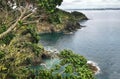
[37,9,88,33]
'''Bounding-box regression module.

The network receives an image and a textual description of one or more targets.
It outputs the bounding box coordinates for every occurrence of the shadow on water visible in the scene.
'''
[39,32,78,47]
[39,33,65,45]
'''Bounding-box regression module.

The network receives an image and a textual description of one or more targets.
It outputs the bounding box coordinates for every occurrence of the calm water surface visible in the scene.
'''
[39,10,120,79]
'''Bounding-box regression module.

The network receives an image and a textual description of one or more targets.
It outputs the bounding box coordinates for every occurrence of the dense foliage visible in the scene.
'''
[39,0,63,13]
[0,0,95,79]
[0,0,63,39]
[0,24,15,44]
[59,50,95,79]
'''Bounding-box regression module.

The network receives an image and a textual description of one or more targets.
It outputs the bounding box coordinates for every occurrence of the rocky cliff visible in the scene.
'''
[37,9,88,34]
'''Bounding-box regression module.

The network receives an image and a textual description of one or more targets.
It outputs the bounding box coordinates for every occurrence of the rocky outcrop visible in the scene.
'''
[71,11,88,21]
[37,9,88,34]
[87,61,100,75]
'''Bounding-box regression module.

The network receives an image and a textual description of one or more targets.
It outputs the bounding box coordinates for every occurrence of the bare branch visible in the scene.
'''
[18,7,23,14]
[0,3,30,39]
[22,12,34,21]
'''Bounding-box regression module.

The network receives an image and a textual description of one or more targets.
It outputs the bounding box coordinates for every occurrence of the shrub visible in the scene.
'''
[0,24,15,45]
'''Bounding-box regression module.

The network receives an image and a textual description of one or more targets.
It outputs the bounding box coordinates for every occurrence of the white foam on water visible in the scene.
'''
[87,60,101,75]
[44,46,59,53]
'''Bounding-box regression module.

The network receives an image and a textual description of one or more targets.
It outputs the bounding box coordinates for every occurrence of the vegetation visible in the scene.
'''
[0,0,95,79]
[59,50,95,79]
[0,24,15,44]
[71,11,88,21]
[0,0,63,39]
[37,9,88,33]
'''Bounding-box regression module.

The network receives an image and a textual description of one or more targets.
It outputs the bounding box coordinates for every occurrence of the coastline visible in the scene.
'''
[37,9,88,34]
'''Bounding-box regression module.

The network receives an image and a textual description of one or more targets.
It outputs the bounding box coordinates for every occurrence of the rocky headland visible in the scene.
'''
[37,9,88,34]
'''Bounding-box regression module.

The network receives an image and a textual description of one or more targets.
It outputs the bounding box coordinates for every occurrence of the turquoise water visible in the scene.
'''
[39,10,120,79]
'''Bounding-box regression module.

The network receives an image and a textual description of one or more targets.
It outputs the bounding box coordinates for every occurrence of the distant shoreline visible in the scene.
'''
[64,8,120,11]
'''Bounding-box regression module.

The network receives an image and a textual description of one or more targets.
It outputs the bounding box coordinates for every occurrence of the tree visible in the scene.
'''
[0,0,63,39]
[0,1,95,79]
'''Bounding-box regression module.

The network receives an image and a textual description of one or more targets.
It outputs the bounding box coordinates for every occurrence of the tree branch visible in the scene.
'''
[22,12,34,21]
[0,3,29,39]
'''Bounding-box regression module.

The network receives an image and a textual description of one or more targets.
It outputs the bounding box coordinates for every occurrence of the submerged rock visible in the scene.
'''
[40,63,47,68]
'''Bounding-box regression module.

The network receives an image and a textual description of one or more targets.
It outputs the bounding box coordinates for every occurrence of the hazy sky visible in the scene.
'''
[59,0,120,9]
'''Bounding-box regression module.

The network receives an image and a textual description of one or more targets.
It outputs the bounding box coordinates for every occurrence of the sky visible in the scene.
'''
[59,0,120,9]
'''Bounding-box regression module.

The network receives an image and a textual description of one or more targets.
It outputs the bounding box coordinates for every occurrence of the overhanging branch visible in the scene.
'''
[0,3,30,39]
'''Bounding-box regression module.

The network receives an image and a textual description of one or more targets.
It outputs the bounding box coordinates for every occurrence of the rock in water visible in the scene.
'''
[87,60,101,75]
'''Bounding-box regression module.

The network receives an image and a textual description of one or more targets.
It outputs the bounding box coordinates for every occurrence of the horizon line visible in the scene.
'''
[64,8,120,10]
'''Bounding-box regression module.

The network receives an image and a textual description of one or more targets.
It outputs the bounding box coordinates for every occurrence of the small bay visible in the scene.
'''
[39,10,120,79]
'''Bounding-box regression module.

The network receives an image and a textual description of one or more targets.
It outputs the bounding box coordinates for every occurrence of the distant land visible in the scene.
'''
[65,8,120,10]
